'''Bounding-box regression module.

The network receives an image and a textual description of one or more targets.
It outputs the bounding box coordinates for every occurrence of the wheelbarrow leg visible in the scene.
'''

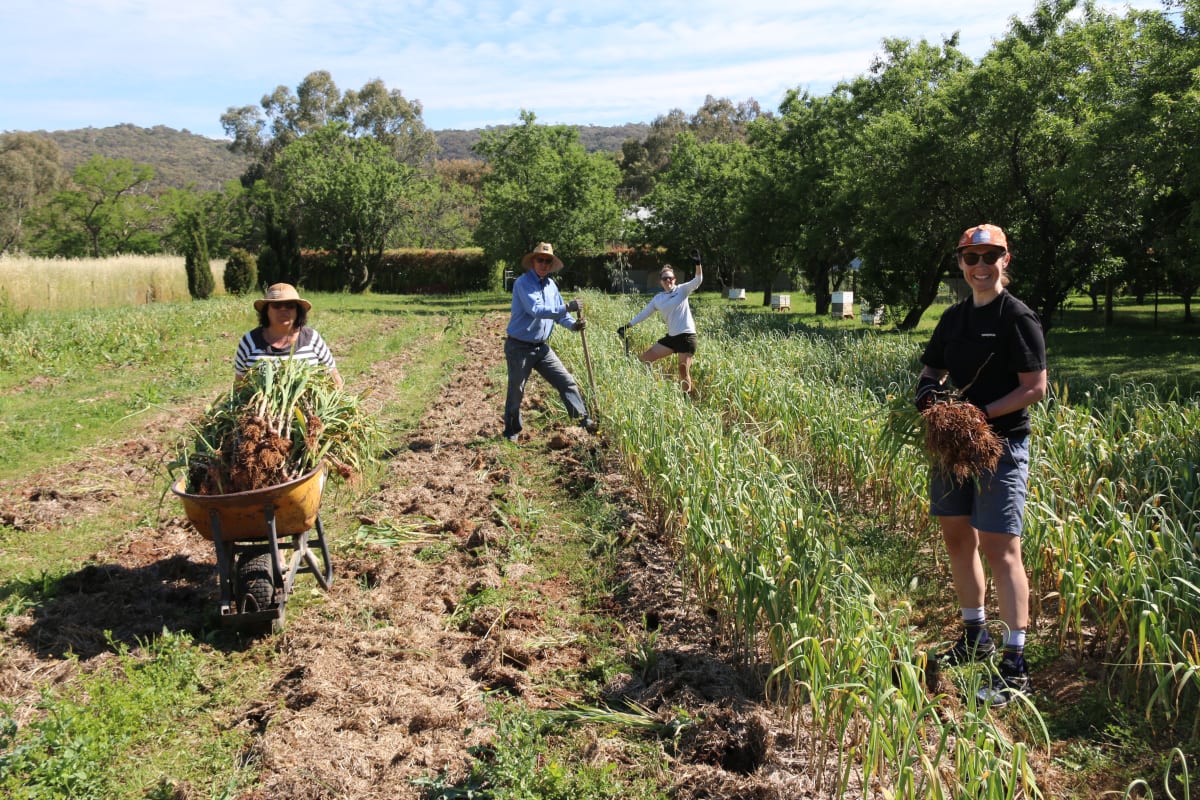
[208,509,235,617]
[265,505,285,593]
[279,515,334,595]
[304,515,334,590]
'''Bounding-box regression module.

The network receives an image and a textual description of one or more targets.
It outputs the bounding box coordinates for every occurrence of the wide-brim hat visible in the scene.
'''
[254,283,312,312]
[957,224,1008,251]
[520,242,564,272]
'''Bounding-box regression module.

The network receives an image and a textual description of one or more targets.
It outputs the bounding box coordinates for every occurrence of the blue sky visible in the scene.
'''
[0,0,1163,140]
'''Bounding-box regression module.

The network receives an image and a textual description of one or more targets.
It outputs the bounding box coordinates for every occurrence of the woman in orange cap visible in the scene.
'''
[914,223,1046,706]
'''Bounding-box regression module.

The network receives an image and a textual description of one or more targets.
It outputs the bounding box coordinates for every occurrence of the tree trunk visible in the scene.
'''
[899,307,925,330]
[760,268,780,307]
[814,285,831,316]
[897,261,946,331]
[1104,276,1114,326]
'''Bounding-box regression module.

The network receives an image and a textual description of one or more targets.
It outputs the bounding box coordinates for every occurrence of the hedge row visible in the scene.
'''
[298,249,494,294]
[295,246,671,294]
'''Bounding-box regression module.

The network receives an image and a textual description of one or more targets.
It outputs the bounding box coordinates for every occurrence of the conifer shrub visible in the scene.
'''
[181,211,214,300]
[223,248,258,296]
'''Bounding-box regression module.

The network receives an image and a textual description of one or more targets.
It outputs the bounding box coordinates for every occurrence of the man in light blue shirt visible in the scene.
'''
[503,242,595,441]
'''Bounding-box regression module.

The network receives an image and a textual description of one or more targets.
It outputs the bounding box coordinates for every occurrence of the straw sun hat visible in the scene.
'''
[254,283,312,312]
[520,242,564,272]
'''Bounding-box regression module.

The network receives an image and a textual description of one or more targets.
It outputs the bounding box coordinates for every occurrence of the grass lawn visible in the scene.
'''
[701,288,1200,397]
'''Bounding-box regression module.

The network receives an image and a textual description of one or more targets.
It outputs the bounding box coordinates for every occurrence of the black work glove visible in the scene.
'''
[565,299,581,312]
[617,325,628,337]
[574,318,587,332]
[915,375,950,412]
[690,249,702,266]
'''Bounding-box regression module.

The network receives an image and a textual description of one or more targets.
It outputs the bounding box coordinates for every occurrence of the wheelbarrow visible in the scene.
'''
[172,464,332,632]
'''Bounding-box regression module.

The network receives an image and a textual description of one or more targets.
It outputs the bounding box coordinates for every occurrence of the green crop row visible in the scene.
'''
[564,292,1200,798]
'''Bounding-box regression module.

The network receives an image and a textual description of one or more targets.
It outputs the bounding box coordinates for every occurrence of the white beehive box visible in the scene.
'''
[831,291,854,319]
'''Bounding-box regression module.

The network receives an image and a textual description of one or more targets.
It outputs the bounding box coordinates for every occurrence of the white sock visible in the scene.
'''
[1004,629,1026,651]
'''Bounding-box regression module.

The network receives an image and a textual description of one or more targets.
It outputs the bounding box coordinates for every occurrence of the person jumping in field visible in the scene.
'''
[915,223,1046,707]
[617,250,703,396]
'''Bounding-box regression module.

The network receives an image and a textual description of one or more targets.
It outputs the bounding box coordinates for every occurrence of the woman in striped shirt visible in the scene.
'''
[234,283,343,388]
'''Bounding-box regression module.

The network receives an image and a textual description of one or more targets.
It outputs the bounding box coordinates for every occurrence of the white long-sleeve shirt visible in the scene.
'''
[628,273,702,336]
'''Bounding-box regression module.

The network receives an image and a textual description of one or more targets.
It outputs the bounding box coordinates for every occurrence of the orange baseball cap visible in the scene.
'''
[957,224,1008,251]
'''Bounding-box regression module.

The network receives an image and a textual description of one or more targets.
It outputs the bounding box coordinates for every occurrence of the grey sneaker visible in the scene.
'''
[977,655,1031,706]
[935,632,996,668]
[581,417,599,433]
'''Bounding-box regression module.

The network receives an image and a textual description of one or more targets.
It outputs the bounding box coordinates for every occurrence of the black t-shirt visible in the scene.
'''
[920,291,1046,438]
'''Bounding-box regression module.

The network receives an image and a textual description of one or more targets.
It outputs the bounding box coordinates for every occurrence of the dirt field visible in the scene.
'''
[0,311,826,798]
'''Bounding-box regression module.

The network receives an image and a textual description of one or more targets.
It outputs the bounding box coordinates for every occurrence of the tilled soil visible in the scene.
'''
[0,311,818,798]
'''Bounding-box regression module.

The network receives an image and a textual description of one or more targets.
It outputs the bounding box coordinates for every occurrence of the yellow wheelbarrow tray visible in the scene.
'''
[172,463,333,631]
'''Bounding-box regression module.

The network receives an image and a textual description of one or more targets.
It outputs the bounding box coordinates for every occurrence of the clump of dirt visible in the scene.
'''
[676,704,771,772]
[922,399,1003,480]
[196,413,293,495]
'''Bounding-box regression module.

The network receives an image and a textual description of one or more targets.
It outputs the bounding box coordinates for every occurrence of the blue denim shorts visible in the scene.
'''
[929,436,1030,536]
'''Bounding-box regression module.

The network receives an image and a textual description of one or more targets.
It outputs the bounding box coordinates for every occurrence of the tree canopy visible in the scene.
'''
[472,110,623,271]
[221,70,436,169]
[0,133,67,255]
[272,123,415,292]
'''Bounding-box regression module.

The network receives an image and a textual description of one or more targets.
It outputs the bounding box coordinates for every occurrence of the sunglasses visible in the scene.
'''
[959,250,1006,266]
[533,256,554,265]
[661,275,676,282]
[270,302,298,310]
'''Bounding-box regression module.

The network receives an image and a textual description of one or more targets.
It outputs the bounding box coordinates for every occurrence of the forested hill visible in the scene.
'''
[34,121,650,192]
[435,122,649,160]
[44,124,252,193]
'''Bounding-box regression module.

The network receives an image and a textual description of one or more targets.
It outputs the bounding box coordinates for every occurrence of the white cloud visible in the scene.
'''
[0,0,1170,137]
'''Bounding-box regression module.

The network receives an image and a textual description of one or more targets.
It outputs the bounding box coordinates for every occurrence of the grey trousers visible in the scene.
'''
[503,337,587,437]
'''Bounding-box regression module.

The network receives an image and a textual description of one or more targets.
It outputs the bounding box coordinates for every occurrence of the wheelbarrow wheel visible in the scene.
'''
[235,551,277,613]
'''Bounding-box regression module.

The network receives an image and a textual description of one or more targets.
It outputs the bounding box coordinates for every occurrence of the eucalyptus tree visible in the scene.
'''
[0,133,66,255]
[838,35,978,330]
[271,122,415,292]
[33,155,156,258]
[221,70,436,170]
[473,110,623,271]
[639,132,752,291]
[618,108,688,201]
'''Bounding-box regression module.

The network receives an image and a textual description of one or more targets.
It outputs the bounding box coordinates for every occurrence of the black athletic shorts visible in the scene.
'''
[658,332,698,354]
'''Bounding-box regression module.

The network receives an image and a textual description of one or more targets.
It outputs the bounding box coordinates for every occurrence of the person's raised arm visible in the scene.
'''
[678,249,703,293]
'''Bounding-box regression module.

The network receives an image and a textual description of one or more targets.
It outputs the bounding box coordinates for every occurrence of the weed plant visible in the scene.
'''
[0,632,259,799]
